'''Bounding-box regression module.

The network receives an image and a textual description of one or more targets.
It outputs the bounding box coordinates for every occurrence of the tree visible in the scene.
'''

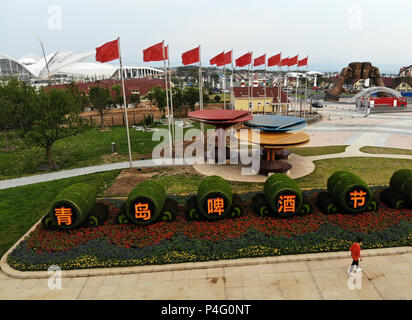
[111,84,123,106]
[89,85,112,129]
[129,93,140,107]
[0,79,37,150]
[182,87,199,110]
[214,95,221,103]
[171,87,183,108]
[24,88,85,170]
[148,86,167,114]
[0,80,20,149]
[210,73,220,84]
[66,82,90,111]
[182,87,210,110]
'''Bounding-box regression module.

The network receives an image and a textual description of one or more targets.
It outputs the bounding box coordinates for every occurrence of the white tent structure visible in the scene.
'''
[0,51,163,83]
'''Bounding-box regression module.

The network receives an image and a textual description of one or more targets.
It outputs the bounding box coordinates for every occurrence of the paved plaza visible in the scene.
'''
[0,248,411,300]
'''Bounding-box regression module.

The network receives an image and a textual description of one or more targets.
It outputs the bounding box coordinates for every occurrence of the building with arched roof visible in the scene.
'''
[0,51,163,84]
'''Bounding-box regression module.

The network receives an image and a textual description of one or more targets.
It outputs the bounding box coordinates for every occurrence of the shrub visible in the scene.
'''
[49,183,97,230]
[197,175,233,220]
[390,169,412,205]
[263,173,303,216]
[125,180,166,225]
[327,171,372,213]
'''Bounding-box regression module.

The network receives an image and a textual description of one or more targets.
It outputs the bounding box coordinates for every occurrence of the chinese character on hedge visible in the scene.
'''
[349,190,367,208]
[135,202,151,220]
[278,195,296,213]
[207,197,225,215]
[54,207,73,226]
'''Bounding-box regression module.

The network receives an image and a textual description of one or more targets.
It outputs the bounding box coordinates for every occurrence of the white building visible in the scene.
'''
[0,51,163,84]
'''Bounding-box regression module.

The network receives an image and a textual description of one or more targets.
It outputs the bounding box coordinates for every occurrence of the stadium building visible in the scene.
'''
[0,51,163,84]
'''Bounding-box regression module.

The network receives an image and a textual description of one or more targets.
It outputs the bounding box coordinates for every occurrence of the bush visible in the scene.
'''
[125,180,166,225]
[327,171,372,213]
[197,175,233,220]
[263,173,303,216]
[49,183,97,230]
[390,169,412,205]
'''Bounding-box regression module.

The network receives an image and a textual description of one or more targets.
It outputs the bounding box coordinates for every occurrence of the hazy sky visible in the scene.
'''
[1,0,411,73]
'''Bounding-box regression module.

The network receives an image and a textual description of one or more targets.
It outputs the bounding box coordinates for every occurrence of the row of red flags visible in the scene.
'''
[95,39,308,68]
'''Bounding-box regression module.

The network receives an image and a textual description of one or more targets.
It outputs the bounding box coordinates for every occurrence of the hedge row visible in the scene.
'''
[382,169,412,209]
[43,168,412,230]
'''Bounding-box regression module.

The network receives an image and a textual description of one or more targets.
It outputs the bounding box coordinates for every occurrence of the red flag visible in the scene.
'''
[253,54,266,67]
[235,52,252,67]
[210,51,224,65]
[280,57,289,66]
[298,56,308,67]
[182,46,200,65]
[224,51,232,65]
[288,55,298,67]
[164,46,169,60]
[143,42,165,62]
[95,39,119,63]
[268,53,281,67]
[217,51,232,66]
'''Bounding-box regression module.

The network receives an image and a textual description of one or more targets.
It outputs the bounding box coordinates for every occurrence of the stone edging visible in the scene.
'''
[1,217,411,279]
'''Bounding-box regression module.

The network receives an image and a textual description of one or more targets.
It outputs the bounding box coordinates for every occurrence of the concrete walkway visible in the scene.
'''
[1,111,412,190]
[0,157,199,190]
[1,248,410,300]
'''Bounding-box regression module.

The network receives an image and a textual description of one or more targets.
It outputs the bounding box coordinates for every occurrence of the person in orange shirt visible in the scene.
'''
[348,238,362,276]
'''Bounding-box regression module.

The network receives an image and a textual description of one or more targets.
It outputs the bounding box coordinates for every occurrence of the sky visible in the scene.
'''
[1,0,412,74]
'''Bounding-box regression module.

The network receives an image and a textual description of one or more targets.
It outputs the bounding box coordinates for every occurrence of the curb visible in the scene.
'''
[2,228,411,279]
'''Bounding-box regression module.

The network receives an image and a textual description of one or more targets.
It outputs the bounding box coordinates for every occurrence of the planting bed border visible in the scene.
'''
[1,192,411,279]
[1,211,410,279]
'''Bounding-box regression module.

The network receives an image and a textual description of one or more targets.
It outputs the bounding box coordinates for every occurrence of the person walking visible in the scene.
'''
[348,238,362,276]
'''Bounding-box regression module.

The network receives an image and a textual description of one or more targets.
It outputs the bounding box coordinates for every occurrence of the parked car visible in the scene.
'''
[312,101,323,108]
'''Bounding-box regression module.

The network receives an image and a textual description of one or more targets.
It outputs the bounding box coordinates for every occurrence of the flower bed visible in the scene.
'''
[8,188,412,271]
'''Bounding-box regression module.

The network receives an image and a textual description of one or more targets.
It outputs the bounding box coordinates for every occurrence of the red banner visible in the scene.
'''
[298,56,308,67]
[217,51,232,66]
[253,54,266,67]
[210,51,225,65]
[96,39,119,63]
[143,42,166,62]
[268,53,281,67]
[279,57,289,66]
[182,46,200,65]
[288,55,299,67]
[235,52,252,67]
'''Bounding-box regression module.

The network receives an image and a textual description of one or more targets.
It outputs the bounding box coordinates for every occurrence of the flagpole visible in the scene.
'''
[304,56,309,117]
[222,62,226,110]
[247,54,251,113]
[295,59,298,117]
[250,51,254,114]
[263,56,267,115]
[198,45,204,136]
[167,45,175,145]
[117,37,133,168]
[162,41,173,155]
[278,64,281,115]
[286,65,290,116]
[277,52,282,115]
[230,49,234,110]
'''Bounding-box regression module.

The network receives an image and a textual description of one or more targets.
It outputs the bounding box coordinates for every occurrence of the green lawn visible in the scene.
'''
[292,145,347,157]
[0,170,120,257]
[296,157,412,188]
[360,146,412,156]
[144,157,412,194]
[0,123,212,181]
